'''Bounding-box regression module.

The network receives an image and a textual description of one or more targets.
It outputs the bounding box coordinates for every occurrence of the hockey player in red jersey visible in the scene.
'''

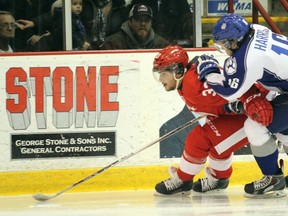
[152,45,251,196]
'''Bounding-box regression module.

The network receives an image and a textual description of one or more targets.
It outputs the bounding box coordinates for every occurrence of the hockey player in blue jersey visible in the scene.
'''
[196,13,288,198]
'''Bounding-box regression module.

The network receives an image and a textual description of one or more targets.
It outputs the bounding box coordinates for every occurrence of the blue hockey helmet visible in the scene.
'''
[212,13,250,43]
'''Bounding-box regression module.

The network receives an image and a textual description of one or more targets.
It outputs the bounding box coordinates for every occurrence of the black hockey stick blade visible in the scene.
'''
[33,193,58,201]
[32,114,206,201]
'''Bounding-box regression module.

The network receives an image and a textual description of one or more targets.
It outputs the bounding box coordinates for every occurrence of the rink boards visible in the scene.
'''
[0,160,271,195]
[0,49,282,196]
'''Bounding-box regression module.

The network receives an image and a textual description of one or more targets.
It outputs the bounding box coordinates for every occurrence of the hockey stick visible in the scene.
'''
[33,114,206,201]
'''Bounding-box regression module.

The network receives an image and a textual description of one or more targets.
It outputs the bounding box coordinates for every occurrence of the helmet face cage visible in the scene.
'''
[153,63,181,82]
[212,13,250,44]
[214,38,237,53]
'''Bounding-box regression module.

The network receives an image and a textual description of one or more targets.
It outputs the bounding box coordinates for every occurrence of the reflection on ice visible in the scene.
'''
[0,186,288,216]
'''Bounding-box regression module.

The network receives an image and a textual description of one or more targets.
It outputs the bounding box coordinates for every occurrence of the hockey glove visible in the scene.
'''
[239,85,273,126]
[224,101,244,114]
[196,54,221,81]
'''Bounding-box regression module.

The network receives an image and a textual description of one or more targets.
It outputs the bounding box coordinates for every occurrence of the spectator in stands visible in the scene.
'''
[0,11,16,52]
[128,0,194,47]
[22,0,62,51]
[81,0,129,49]
[100,4,169,49]
[71,0,91,50]
[50,0,91,50]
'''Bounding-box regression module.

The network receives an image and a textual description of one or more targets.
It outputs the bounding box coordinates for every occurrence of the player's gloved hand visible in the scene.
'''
[224,101,244,114]
[196,54,221,81]
[239,85,273,126]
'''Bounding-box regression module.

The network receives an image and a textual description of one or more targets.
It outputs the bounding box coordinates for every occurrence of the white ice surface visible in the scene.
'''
[1,186,288,216]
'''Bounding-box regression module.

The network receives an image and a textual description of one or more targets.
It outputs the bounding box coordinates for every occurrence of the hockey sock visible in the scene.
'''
[253,149,280,175]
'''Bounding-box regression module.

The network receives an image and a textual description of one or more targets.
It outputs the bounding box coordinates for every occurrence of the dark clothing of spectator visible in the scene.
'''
[72,14,87,49]
[28,6,63,51]
[81,0,129,49]
[100,20,169,50]
[0,0,55,31]
[29,0,89,51]
[129,0,194,47]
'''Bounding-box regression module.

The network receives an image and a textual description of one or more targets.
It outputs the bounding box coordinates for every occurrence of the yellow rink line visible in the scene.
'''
[202,16,288,24]
[1,161,278,196]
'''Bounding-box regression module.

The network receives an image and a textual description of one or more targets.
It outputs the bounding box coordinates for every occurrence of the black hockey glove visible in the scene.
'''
[224,101,244,114]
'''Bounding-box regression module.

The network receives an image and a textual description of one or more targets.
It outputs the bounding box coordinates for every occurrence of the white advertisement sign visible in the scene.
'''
[207,0,269,16]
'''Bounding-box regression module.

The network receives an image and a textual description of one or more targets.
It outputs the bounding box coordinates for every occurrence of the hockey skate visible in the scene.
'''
[192,167,229,192]
[154,166,192,196]
[244,159,286,198]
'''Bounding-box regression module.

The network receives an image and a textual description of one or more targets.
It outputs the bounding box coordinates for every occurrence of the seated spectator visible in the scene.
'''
[0,11,16,52]
[82,0,129,49]
[128,0,194,47]
[23,0,63,51]
[100,4,170,49]
[21,0,90,51]
[71,0,90,50]
[50,0,91,50]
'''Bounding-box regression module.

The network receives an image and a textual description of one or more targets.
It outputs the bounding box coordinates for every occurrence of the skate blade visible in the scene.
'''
[244,190,287,199]
[153,190,191,197]
[192,187,228,193]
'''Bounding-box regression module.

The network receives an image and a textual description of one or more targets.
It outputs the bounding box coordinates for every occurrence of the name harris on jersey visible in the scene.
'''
[254,27,269,52]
